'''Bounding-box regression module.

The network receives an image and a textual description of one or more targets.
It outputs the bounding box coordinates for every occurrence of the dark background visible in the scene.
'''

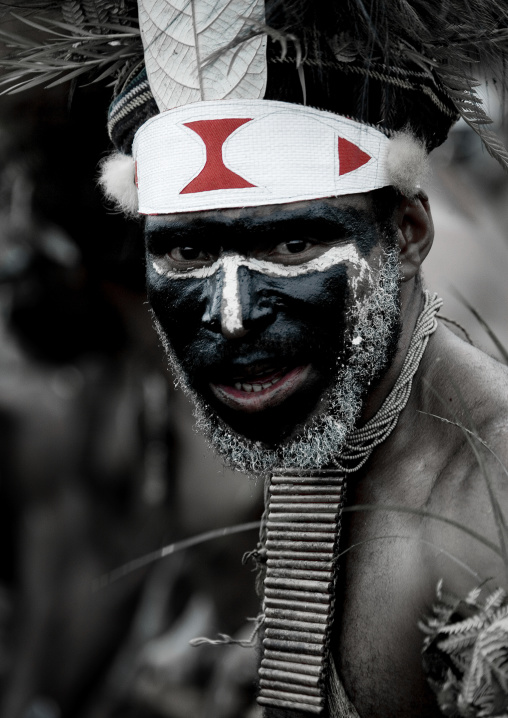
[0,78,264,718]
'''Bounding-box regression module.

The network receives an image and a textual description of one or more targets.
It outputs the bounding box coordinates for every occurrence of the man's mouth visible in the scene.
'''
[210,365,311,413]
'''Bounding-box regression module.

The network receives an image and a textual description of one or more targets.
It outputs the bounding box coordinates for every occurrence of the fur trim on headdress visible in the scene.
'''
[386,132,431,198]
[98,152,138,216]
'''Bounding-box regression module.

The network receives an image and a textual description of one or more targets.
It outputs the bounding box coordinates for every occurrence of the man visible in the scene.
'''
[142,188,508,718]
[3,0,508,715]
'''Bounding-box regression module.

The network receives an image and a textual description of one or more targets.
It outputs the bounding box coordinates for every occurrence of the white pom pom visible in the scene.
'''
[98,152,138,216]
[386,132,431,197]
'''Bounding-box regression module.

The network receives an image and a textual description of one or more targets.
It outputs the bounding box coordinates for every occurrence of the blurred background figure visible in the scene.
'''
[0,77,263,718]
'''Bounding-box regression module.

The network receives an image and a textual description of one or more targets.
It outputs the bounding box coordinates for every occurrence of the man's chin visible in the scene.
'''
[203,364,337,445]
[196,381,353,476]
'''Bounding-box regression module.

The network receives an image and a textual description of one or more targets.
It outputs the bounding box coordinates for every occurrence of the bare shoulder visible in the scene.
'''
[428,322,508,424]
[420,323,508,467]
[420,323,508,593]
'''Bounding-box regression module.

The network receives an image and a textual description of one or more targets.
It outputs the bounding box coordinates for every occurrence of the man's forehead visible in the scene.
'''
[144,194,375,236]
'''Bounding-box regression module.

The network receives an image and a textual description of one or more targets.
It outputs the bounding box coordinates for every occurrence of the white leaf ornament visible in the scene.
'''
[137,0,267,112]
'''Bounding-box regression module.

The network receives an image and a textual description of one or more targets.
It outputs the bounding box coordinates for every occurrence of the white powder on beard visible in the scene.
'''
[153,247,401,477]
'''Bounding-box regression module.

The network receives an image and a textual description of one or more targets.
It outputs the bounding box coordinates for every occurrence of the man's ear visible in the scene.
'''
[396,192,434,282]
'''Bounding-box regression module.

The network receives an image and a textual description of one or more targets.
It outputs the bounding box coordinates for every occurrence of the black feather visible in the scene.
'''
[260,0,508,164]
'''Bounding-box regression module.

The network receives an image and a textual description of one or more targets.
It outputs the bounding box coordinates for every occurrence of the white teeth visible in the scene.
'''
[232,374,284,393]
[238,376,282,392]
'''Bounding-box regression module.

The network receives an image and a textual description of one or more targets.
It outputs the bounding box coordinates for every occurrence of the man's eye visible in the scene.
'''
[168,246,212,262]
[275,239,313,255]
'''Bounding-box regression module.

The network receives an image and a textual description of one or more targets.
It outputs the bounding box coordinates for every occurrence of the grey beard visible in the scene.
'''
[153,248,401,477]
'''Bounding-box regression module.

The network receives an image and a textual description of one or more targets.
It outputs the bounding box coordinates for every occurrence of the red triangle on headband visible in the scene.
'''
[338,137,371,175]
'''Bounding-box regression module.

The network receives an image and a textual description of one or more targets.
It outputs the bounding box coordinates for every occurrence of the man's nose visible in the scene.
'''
[201,255,276,339]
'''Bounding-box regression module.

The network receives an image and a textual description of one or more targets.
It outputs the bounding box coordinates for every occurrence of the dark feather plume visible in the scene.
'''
[260,0,508,167]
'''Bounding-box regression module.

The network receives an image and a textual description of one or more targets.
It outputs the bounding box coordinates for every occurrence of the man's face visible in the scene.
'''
[145,194,401,472]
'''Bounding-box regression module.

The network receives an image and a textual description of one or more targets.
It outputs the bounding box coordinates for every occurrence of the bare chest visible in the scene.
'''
[330,466,442,717]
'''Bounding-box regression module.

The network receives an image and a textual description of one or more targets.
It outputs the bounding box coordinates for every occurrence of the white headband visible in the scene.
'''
[133,99,391,214]
[100,100,429,216]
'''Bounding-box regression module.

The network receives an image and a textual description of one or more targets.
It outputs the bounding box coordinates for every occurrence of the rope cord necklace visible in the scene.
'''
[338,290,443,472]
[258,291,443,715]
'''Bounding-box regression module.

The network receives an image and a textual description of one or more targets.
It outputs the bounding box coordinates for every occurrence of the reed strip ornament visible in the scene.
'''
[258,470,345,714]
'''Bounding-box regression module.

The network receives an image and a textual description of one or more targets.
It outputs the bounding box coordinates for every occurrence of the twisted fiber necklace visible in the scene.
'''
[339,290,443,472]
[258,291,443,715]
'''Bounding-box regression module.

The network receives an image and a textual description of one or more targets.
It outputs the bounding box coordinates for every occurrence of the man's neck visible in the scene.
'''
[360,279,425,424]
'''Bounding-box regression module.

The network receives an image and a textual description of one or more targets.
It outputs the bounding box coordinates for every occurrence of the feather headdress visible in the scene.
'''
[1,0,508,213]
[1,0,507,160]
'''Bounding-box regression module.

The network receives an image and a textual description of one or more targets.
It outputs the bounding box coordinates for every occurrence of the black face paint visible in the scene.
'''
[145,198,389,445]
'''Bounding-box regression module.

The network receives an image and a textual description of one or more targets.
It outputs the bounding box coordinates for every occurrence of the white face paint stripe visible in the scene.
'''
[220,254,246,338]
[152,243,368,280]
[152,244,373,338]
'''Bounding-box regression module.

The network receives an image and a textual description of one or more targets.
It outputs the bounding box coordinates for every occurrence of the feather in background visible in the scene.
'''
[421,583,508,717]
